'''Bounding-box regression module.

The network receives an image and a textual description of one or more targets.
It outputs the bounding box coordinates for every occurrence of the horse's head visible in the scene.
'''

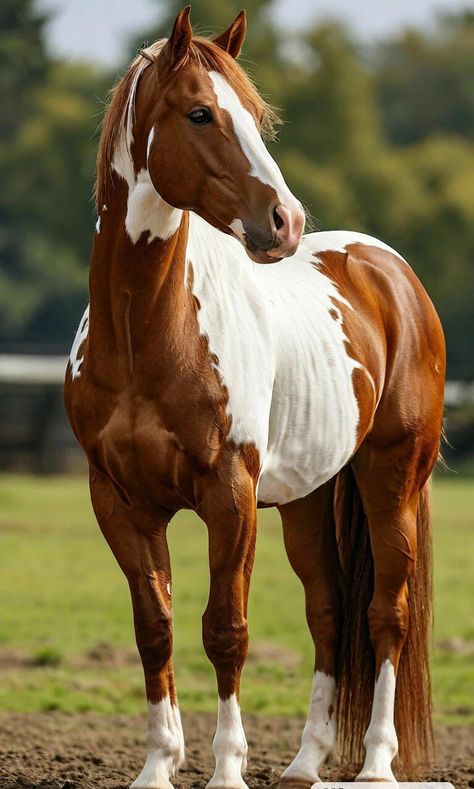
[128,7,305,263]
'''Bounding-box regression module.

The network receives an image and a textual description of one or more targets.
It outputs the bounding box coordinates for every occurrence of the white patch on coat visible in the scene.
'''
[230,218,245,242]
[356,659,398,781]
[112,51,153,190]
[109,42,182,245]
[95,205,108,234]
[281,672,337,784]
[207,694,248,789]
[209,70,295,207]
[69,306,89,380]
[110,44,168,189]
[131,697,185,789]
[147,126,155,165]
[188,220,381,505]
[311,229,408,265]
[125,168,182,244]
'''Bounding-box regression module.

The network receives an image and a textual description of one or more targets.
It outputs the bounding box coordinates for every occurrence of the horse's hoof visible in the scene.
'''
[277,779,315,789]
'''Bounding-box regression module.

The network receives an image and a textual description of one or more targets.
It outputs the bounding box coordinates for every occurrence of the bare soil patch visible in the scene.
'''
[0,713,472,789]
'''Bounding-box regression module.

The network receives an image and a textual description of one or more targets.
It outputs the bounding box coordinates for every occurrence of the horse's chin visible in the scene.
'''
[246,247,282,264]
[243,237,282,264]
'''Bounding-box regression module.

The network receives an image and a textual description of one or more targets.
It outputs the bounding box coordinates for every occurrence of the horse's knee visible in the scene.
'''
[202,611,249,676]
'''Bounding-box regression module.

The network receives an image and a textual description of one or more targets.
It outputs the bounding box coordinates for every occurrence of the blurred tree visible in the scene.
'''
[375,12,474,145]
[0,0,108,347]
[402,136,474,379]
[0,0,49,142]
[0,0,472,381]
[280,23,382,167]
[0,60,107,344]
[0,0,50,342]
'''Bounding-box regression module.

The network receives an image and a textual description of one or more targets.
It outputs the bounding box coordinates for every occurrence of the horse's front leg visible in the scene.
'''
[89,470,184,789]
[199,458,257,789]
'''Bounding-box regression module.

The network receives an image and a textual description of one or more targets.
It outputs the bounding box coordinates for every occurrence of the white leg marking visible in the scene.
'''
[281,672,336,785]
[356,659,398,781]
[171,702,185,768]
[207,695,248,789]
[131,697,185,789]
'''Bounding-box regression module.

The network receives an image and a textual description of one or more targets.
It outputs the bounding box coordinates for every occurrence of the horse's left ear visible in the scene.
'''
[212,10,247,59]
[162,5,193,69]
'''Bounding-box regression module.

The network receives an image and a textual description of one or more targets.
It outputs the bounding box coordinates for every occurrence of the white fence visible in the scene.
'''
[0,355,472,407]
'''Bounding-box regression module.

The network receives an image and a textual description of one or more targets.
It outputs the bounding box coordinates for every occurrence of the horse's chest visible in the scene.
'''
[71,388,198,509]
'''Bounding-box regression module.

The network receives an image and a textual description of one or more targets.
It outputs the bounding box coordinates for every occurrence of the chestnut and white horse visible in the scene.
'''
[65,7,445,788]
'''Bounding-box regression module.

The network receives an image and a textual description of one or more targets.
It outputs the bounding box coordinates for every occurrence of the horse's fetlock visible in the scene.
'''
[212,732,247,759]
[364,724,398,755]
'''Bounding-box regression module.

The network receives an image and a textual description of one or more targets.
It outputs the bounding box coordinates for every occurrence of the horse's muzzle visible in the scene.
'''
[241,200,305,264]
[266,201,305,260]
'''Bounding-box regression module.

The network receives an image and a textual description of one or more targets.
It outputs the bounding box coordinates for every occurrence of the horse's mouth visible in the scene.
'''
[242,234,282,264]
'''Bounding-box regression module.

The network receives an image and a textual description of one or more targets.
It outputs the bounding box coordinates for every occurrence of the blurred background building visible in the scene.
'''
[1,0,473,472]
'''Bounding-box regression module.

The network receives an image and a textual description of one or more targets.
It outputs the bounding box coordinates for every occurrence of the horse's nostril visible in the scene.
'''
[273,206,284,231]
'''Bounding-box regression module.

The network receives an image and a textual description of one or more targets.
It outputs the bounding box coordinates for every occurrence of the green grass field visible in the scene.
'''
[0,475,472,722]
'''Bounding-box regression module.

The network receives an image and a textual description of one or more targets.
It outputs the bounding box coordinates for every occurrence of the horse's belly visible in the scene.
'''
[257,352,360,506]
[257,411,358,505]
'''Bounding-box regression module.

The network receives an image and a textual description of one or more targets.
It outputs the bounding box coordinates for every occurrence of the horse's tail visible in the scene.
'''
[335,465,434,776]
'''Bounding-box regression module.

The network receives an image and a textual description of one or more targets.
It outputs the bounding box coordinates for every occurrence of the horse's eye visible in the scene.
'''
[188,107,213,125]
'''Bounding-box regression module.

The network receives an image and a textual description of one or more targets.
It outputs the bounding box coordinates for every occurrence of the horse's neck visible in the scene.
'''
[88,183,191,376]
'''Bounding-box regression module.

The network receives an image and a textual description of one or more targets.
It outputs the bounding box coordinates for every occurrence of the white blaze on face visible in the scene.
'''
[131,697,185,789]
[208,70,296,211]
[207,694,248,789]
[281,672,337,785]
[356,659,398,781]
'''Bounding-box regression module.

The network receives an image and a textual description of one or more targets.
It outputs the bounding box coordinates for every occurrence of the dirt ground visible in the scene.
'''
[0,713,472,789]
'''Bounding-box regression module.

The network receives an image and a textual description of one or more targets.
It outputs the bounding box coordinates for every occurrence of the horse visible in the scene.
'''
[64,7,446,788]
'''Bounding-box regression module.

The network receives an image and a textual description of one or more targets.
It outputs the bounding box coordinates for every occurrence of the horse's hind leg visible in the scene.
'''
[89,470,184,789]
[277,481,341,788]
[352,438,434,781]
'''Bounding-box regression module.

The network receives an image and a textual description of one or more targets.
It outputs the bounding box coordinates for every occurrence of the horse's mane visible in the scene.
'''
[95,37,280,209]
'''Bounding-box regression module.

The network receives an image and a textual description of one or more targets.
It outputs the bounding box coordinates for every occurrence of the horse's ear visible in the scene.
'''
[162,6,193,68]
[212,10,247,59]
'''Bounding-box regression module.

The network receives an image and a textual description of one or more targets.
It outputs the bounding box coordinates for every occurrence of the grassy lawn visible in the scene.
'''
[0,474,472,722]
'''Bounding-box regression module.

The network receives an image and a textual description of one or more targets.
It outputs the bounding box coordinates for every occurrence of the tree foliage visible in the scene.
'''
[0,0,472,377]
